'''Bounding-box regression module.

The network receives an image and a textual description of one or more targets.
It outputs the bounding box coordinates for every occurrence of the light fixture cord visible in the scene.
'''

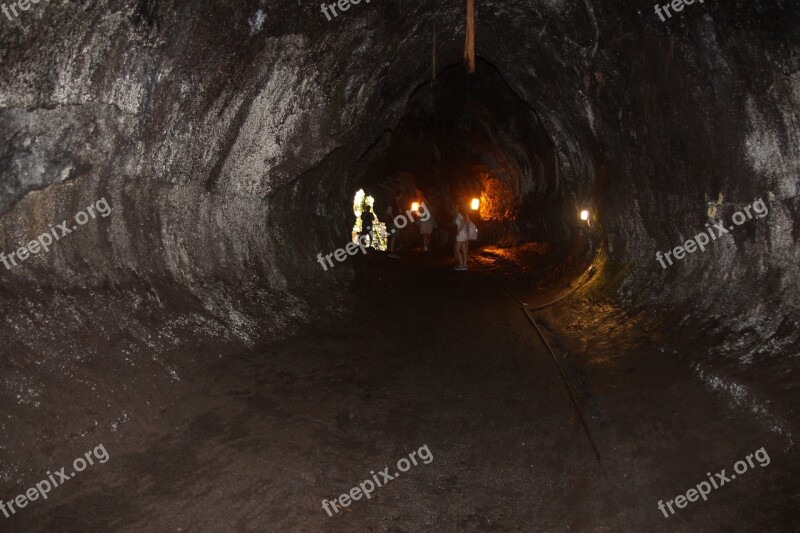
[464,0,475,73]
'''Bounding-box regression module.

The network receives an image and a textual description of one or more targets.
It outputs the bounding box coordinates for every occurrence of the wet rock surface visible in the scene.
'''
[4,250,798,531]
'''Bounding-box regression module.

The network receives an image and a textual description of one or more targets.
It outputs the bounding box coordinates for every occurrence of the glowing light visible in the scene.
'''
[411,202,420,212]
[471,198,480,210]
[580,210,590,221]
[352,189,387,251]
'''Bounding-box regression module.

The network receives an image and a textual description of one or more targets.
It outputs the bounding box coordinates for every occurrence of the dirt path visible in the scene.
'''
[7,251,797,532]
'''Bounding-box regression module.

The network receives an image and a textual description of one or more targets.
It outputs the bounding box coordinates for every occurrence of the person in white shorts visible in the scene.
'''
[453,204,470,270]
[417,202,435,251]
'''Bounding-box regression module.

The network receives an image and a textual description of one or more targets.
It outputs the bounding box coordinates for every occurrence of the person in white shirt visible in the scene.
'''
[453,204,470,270]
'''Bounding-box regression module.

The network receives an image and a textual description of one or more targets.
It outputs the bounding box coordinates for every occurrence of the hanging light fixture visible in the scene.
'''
[464,0,475,74]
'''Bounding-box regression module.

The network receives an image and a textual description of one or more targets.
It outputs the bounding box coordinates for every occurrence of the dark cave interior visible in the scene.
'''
[0,0,798,530]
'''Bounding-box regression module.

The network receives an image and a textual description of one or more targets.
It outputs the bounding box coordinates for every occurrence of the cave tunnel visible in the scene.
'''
[0,0,799,530]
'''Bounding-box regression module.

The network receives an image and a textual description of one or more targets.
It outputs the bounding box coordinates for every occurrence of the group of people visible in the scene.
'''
[359,191,474,271]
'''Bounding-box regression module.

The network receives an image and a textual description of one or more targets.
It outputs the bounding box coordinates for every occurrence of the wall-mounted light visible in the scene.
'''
[580,210,590,221]
[411,202,420,212]
[471,198,480,210]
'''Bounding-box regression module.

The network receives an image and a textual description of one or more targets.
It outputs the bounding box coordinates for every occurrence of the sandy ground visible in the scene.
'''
[3,247,799,532]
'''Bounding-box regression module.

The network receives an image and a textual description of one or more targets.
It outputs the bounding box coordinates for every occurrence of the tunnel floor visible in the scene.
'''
[9,249,796,532]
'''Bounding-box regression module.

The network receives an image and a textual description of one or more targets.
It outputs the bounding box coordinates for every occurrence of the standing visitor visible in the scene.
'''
[360,205,375,248]
[453,203,470,270]
[417,201,435,251]
[386,190,403,258]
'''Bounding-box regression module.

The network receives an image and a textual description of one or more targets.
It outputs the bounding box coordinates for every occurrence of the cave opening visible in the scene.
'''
[351,188,387,251]
[347,58,599,290]
[354,59,575,254]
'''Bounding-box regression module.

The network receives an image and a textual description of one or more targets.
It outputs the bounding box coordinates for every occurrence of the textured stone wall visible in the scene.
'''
[0,0,798,476]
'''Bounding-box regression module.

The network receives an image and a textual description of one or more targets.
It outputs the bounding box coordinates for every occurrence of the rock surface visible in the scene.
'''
[0,0,797,504]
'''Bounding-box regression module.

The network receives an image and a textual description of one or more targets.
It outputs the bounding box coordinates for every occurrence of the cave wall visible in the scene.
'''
[1,1,795,309]
[0,0,798,473]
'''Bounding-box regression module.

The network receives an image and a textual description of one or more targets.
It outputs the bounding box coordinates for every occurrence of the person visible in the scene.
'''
[453,203,470,270]
[417,201,435,251]
[386,191,403,258]
[360,205,375,247]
